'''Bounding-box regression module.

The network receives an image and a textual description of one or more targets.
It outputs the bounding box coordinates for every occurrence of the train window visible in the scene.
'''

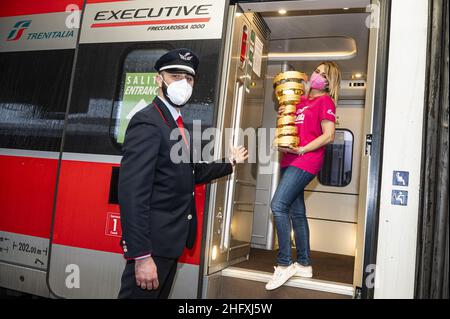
[318,129,354,187]
[0,50,74,151]
[111,49,167,144]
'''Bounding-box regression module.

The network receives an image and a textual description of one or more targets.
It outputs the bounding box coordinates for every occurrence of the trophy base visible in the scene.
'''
[278,143,299,149]
[277,143,298,149]
[276,137,299,149]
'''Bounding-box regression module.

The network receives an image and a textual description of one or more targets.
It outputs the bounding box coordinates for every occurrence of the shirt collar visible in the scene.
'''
[157,96,181,121]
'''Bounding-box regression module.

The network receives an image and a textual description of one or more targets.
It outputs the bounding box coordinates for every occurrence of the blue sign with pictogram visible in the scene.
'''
[392,190,408,206]
[393,171,409,186]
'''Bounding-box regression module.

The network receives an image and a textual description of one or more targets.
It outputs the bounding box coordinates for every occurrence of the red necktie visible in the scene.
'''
[176,116,189,148]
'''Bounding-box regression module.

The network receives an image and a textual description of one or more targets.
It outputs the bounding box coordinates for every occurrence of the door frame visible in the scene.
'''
[360,0,391,299]
[197,0,233,298]
[232,0,394,300]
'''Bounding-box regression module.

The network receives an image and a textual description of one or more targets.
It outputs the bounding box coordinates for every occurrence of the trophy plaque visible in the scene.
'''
[273,71,308,148]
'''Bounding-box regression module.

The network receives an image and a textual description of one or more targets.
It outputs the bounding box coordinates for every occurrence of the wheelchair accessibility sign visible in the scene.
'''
[392,190,408,206]
[393,171,409,186]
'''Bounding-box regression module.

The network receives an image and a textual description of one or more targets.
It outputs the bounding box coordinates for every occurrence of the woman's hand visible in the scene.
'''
[278,146,305,155]
[271,138,279,150]
[277,146,299,154]
[278,105,286,115]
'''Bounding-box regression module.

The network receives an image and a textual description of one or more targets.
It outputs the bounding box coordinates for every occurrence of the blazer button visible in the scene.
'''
[187,214,193,220]
[192,192,195,196]
[192,170,195,174]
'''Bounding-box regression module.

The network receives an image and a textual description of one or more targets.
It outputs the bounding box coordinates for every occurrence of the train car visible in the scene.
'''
[0,0,447,299]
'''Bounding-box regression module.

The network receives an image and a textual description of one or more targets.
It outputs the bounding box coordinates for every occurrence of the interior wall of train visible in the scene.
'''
[202,0,375,299]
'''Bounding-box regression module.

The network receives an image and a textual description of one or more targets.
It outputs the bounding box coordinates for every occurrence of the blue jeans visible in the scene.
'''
[270,166,315,267]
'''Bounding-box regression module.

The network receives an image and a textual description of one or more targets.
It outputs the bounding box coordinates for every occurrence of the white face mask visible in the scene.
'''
[163,79,193,106]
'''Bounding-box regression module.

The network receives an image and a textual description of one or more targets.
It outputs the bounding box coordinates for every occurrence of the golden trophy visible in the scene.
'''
[273,71,308,148]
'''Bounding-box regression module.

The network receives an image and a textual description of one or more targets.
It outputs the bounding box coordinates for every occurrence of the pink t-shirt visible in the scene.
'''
[280,94,336,175]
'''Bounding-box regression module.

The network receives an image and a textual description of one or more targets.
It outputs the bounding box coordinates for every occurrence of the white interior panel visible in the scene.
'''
[309,219,356,256]
[374,0,429,299]
[305,192,358,223]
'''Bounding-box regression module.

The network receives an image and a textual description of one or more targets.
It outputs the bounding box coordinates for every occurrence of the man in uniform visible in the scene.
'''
[117,48,247,299]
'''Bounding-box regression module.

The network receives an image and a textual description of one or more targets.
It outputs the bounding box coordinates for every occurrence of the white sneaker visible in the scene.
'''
[265,264,297,291]
[294,262,313,278]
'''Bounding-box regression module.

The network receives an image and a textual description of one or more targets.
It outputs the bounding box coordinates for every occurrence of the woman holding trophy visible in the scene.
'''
[266,61,341,291]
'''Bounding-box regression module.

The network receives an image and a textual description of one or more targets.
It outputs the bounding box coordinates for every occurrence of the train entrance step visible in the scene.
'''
[208,267,354,299]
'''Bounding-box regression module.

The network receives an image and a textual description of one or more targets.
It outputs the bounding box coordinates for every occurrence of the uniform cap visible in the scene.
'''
[154,48,199,76]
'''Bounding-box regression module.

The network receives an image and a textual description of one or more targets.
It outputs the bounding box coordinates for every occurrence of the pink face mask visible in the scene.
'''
[310,72,328,90]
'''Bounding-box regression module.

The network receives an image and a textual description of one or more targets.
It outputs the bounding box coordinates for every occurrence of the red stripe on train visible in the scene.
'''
[91,17,211,28]
[0,0,85,18]
[0,0,130,18]
[0,155,204,265]
[86,0,128,3]
[0,155,57,238]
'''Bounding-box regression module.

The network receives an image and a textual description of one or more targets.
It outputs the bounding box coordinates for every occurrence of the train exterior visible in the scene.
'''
[0,0,448,299]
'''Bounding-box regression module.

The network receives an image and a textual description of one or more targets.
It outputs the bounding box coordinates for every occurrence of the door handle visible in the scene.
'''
[365,134,373,156]
[109,166,120,204]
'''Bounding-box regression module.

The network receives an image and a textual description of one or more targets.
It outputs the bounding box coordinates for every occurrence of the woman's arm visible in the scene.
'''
[279,120,335,155]
[302,120,335,153]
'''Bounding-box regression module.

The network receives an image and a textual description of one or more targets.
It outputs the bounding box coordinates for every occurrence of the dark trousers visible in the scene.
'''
[118,256,178,299]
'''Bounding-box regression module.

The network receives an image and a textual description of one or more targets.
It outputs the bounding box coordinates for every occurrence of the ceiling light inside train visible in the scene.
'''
[269,37,357,61]
[278,9,287,15]
[268,50,357,61]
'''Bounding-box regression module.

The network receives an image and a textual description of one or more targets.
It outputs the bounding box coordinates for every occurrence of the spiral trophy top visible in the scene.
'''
[275,82,305,98]
[273,71,308,88]
[273,70,308,149]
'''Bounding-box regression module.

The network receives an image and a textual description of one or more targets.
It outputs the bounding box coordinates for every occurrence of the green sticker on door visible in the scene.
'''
[116,72,158,144]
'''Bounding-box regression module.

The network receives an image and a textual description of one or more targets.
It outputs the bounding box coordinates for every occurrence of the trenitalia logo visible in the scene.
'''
[91,4,213,28]
[5,19,74,43]
[7,20,31,41]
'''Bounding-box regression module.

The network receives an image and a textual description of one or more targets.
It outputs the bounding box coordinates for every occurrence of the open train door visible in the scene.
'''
[202,4,271,284]
[47,0,228,298]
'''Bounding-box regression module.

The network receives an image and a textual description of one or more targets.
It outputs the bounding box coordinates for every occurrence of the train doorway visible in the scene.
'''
[202,0,385,299]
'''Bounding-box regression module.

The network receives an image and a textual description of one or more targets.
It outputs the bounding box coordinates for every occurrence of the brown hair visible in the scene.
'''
[315,61,341,104]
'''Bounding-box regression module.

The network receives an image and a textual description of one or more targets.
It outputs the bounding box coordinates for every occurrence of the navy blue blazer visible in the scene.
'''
[118,96,232,259]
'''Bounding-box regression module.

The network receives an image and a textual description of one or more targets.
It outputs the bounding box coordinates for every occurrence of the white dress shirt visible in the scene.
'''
[157,95,181,121]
